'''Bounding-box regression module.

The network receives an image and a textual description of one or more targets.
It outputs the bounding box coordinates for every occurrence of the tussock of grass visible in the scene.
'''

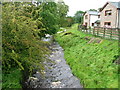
[55,24,118,88]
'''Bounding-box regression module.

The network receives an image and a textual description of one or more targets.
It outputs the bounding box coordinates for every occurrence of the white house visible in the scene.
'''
[83,10,100,28]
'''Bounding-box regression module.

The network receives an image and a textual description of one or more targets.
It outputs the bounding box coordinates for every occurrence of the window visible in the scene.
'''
[85,15,88,19]
[104,22,111,26]
[98,15,100,18]
[104,22,111,27]
[84,22,87,27]
[92,23,94,26]
[105,10,112,16]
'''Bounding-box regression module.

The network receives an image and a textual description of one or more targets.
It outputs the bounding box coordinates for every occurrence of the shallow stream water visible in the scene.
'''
[26,35,83,88]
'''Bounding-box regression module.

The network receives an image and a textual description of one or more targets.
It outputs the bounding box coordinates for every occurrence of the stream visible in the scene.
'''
[25,34,83,88]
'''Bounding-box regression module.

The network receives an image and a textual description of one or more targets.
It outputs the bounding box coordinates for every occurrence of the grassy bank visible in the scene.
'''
[55,24,118,88]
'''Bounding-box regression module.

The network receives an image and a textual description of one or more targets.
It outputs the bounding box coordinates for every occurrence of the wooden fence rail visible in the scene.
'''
[79,26,120,40]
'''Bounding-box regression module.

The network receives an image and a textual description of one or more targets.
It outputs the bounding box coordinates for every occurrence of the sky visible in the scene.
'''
[63,0,120,16]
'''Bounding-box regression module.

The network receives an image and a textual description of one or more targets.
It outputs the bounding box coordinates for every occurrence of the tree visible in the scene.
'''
[57,1,69,27]
[89,9,97,11]
[39,2,60,34]
[38,1,69,34]
[74,10,84,24]
[65,16,74,27]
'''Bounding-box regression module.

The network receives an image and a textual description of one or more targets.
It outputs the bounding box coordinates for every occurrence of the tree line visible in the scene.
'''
[2,1,69,88]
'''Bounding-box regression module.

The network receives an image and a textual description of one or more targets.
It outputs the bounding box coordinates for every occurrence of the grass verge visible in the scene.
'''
[55,24,119,88]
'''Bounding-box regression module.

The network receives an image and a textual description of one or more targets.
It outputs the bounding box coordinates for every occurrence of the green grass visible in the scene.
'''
[2,68,22,89]
[55,24,119,88]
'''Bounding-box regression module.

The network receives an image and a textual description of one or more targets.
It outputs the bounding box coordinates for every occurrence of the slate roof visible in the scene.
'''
[86,11,99,15]
[100,2,120,11]
[110,2,120,8]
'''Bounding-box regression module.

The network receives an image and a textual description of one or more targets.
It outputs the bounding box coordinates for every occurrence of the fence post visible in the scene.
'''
[86,28,87,33]
[103,28,105,38]
[97,27,99,36]
[89,28,91,34]
[77,24,79,30]
[93,27,95,35]
[110,28,112,39]
[118,28,120,41]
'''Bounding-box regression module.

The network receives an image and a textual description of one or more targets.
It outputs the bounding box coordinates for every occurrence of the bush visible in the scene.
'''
[2,3,49,88]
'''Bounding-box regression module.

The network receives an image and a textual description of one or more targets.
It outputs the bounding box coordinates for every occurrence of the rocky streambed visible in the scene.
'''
[25,35,83,88]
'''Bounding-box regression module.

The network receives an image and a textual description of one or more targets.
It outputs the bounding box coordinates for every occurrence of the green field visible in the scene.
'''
[55,24,119,88]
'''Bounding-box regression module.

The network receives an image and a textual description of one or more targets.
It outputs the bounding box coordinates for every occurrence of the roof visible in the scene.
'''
[84,11,99,15]
[111,2,120,8]
[100,2,120,11]
[95,20,100,23]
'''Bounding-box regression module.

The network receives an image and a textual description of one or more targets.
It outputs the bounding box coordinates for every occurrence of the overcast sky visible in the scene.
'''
[63,0,120,16]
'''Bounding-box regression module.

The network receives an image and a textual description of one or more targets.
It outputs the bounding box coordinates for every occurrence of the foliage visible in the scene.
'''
[2,2,49,88]
[2,68,22,88]
[65,16,74,27]
[36,1,69,34]
[2,1,69,88]
[74,10,84,24]
[89,9,97,11]
[55,24,118,88]
[57,2,69,27]
[40,2,59,34]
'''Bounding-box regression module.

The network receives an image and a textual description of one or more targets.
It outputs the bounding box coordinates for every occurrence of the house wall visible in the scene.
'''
[100,3,118,28]
[117,9,120,28]
[90,15,99,27]
[83,13,90,28]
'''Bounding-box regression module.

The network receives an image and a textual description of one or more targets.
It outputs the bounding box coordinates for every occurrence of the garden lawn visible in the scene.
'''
[55,24,119,88]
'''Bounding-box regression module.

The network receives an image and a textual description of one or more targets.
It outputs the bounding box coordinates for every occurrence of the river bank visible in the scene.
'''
[55,24,118,88]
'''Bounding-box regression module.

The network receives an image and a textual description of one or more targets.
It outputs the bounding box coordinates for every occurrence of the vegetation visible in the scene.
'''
[2,68,22,88]
[40,2,59,34]
[2,2,69,88]
[89,9,98,11]
[2,2,48,88]
[61,16,74,27]
[3,1,118,89]
[55,24,118,88]
[74,10,84,24]
[57,1,69,27]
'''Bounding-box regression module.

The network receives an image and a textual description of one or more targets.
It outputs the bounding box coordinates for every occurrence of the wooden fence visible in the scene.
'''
[79,27,120,40]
